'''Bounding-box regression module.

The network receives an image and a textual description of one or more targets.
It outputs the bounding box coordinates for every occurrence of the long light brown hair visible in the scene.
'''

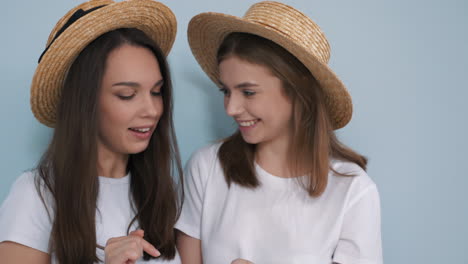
[217,33,367,197]
[35,28,183,263]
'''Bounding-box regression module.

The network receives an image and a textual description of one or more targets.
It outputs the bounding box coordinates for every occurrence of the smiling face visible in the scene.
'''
[219,56,293,148]
[97,44,163,158]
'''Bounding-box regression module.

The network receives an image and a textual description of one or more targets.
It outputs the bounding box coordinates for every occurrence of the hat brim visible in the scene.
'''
[31,0,177,127]
[188,12,352,129]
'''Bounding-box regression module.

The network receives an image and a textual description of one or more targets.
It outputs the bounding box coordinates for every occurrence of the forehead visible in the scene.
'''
[101,44,162,89]
[218,56,277,84]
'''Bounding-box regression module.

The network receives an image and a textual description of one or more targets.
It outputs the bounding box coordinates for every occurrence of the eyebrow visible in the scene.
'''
[218,81,259,89]
[112,79,164,88]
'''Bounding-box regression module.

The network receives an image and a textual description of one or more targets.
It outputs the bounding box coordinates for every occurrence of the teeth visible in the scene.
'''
[239,120,257,127]
[132,128,150,133]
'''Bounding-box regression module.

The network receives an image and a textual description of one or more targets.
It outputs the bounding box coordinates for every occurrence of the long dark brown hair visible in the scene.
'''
[35,28,183,263]
[217,32,367,197]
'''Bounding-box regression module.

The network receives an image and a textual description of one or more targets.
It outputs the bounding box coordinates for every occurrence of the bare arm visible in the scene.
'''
[176,230,202,264]
[0,241,50,264]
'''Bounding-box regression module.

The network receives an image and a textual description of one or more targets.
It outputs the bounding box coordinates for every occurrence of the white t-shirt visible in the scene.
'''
[175,143,383,264]
[0,171,181,264]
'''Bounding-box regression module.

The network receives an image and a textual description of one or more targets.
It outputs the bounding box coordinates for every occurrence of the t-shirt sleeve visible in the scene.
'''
[333,184,383,264]
[0,172,53,253]
[175,147,212,240]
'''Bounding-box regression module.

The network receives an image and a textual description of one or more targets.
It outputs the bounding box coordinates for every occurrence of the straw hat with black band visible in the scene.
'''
[31,0,177,127]
[188,1,353,129]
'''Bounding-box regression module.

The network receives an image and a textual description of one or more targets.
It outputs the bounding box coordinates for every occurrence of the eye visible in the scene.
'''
[117,94,135,100]
[219,88,230,97]
[243,90,256,97]
[151,91,162,97]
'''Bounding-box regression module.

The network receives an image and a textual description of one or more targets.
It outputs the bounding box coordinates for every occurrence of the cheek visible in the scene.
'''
[98,100,132,131]
[157,98,164,116]
[265,98,293,124]
[98,109,123,140]
[151,97,164,121]
[278,103,294,128]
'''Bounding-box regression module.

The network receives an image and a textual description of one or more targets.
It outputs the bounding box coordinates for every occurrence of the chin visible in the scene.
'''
[128,144,151,154]
[129,149,147,155]
[240,135,261,145]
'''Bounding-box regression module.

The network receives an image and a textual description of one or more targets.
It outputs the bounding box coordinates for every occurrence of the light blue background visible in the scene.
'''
[1,0,467,263]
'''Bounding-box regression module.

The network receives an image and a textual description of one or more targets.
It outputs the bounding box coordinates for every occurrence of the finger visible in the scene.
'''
[140,238,161,257]
[116,243,142,262]
[106,247,140,264]
[106,234,134,247]
[106,236,123,246]
[129,229,145,238]
[106,237,143,263]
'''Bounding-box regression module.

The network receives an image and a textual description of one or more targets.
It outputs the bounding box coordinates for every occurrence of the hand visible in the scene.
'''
[231,259,254,264]
[105,229,160,264]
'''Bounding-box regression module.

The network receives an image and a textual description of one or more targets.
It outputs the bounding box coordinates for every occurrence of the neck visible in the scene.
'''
[97,144,128,178]
[255,136,292,178]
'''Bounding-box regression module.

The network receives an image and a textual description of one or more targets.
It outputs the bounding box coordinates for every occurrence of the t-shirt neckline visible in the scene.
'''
[98,173,130,185]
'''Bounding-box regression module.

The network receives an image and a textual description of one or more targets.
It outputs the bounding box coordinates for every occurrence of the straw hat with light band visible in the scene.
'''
[187,1,352,129]
[31,0,177,127]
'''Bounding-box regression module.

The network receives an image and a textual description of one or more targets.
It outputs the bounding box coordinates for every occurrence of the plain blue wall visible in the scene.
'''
[1,0,467,263]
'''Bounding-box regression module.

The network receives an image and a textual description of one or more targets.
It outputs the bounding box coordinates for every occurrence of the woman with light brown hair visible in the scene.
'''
[176,2,382,264]
[0,1,183,263]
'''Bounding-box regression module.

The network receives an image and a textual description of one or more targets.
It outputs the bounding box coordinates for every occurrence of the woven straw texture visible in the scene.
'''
[188,1,352,129]
[31,0,177,127]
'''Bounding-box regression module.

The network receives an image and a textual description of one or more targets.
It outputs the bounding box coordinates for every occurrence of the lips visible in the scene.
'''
[129,127,150,133]
[238,119,259,127]
[128,125,154,140]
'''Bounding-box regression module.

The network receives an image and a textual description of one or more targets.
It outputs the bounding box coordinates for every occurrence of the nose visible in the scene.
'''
[140,94,161,118]
[224,93,243,117]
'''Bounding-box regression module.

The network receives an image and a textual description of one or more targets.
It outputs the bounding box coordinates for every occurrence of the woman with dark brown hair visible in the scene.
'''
[0,1,183,263]
[176,2,382,264]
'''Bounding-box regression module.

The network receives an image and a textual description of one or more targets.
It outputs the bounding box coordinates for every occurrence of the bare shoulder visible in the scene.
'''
[0,241,50,264]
